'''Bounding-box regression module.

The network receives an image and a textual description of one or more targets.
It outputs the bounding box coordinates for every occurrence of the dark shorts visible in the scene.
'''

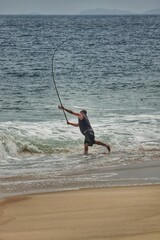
[84,130,95,146]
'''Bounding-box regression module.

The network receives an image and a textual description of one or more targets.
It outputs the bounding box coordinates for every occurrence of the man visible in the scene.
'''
[58,105,111,154]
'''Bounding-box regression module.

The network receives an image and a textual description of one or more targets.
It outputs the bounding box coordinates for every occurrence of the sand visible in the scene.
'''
[0,185,160,240]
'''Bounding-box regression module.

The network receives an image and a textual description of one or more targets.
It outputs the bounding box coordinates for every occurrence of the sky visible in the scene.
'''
[0,0,160,15]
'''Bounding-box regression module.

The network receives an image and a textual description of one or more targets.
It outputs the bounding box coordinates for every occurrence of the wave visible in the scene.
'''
[0,122,82,160]
[0,116,159,162]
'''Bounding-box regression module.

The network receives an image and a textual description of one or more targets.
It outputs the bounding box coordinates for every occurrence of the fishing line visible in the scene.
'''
[51,40,68,122]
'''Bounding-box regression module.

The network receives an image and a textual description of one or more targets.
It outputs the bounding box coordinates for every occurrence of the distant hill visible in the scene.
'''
[79,8,160,15]
[79,8,133,15]
[143,9,160,15]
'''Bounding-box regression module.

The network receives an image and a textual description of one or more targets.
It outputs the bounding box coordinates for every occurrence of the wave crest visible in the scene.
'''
[0,123,80,160]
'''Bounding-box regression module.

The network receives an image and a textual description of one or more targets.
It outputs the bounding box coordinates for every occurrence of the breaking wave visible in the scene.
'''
[0,121,82,160]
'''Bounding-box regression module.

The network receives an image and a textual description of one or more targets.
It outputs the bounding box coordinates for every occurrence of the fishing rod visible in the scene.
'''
[51,40,68,122]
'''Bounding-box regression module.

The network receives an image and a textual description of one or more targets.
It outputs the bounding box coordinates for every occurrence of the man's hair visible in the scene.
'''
[80,109,87,115]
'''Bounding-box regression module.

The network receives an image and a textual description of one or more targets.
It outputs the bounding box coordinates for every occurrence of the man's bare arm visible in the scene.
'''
[58,105,83,119]
[67,121,79,127]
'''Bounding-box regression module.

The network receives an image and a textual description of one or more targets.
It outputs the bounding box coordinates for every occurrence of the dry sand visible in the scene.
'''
[0,185,160,240]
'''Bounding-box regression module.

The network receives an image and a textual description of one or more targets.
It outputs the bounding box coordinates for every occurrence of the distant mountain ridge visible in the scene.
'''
[144,9,160,15]
[79,8,132,15]
[79,8,160,15]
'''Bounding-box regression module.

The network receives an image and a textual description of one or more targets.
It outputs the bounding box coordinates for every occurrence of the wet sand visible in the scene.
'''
[0,185,160,240]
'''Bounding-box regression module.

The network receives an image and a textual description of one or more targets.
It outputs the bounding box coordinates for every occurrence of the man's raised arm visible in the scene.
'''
[58,105,83,119]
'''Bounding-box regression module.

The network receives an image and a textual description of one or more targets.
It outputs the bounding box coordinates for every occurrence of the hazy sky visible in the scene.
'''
[0,0,160,14]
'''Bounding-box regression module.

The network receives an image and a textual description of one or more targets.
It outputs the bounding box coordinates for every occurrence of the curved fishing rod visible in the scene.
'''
[51,40,68,122]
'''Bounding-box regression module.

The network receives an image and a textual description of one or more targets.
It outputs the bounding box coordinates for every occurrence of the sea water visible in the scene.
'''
[0,15,160,197]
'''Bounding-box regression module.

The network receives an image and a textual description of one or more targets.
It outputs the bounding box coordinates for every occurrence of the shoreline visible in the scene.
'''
[0,185,160,240]
[1,159,160,199]
[1,181,160,200]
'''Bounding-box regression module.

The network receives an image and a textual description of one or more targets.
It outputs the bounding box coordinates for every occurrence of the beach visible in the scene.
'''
[0,185,160,240]
[0,14,160,240]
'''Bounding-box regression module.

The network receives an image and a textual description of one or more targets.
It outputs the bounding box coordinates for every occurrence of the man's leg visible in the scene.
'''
[84,143,88,154]
[95,140,111,152]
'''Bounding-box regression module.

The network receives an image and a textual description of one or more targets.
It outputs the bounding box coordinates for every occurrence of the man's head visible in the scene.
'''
[80,109,87,116]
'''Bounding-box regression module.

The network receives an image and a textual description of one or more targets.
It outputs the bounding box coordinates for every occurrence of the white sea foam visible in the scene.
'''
[0,112,159,162]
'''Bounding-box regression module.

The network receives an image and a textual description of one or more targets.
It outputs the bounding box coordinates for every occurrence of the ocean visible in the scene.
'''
[0,15,160,198]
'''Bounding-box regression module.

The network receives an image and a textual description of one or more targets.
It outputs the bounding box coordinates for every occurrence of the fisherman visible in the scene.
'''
[58,105,111,154]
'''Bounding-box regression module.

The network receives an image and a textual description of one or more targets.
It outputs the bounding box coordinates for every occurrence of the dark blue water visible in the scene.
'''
[0,15,160,197]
